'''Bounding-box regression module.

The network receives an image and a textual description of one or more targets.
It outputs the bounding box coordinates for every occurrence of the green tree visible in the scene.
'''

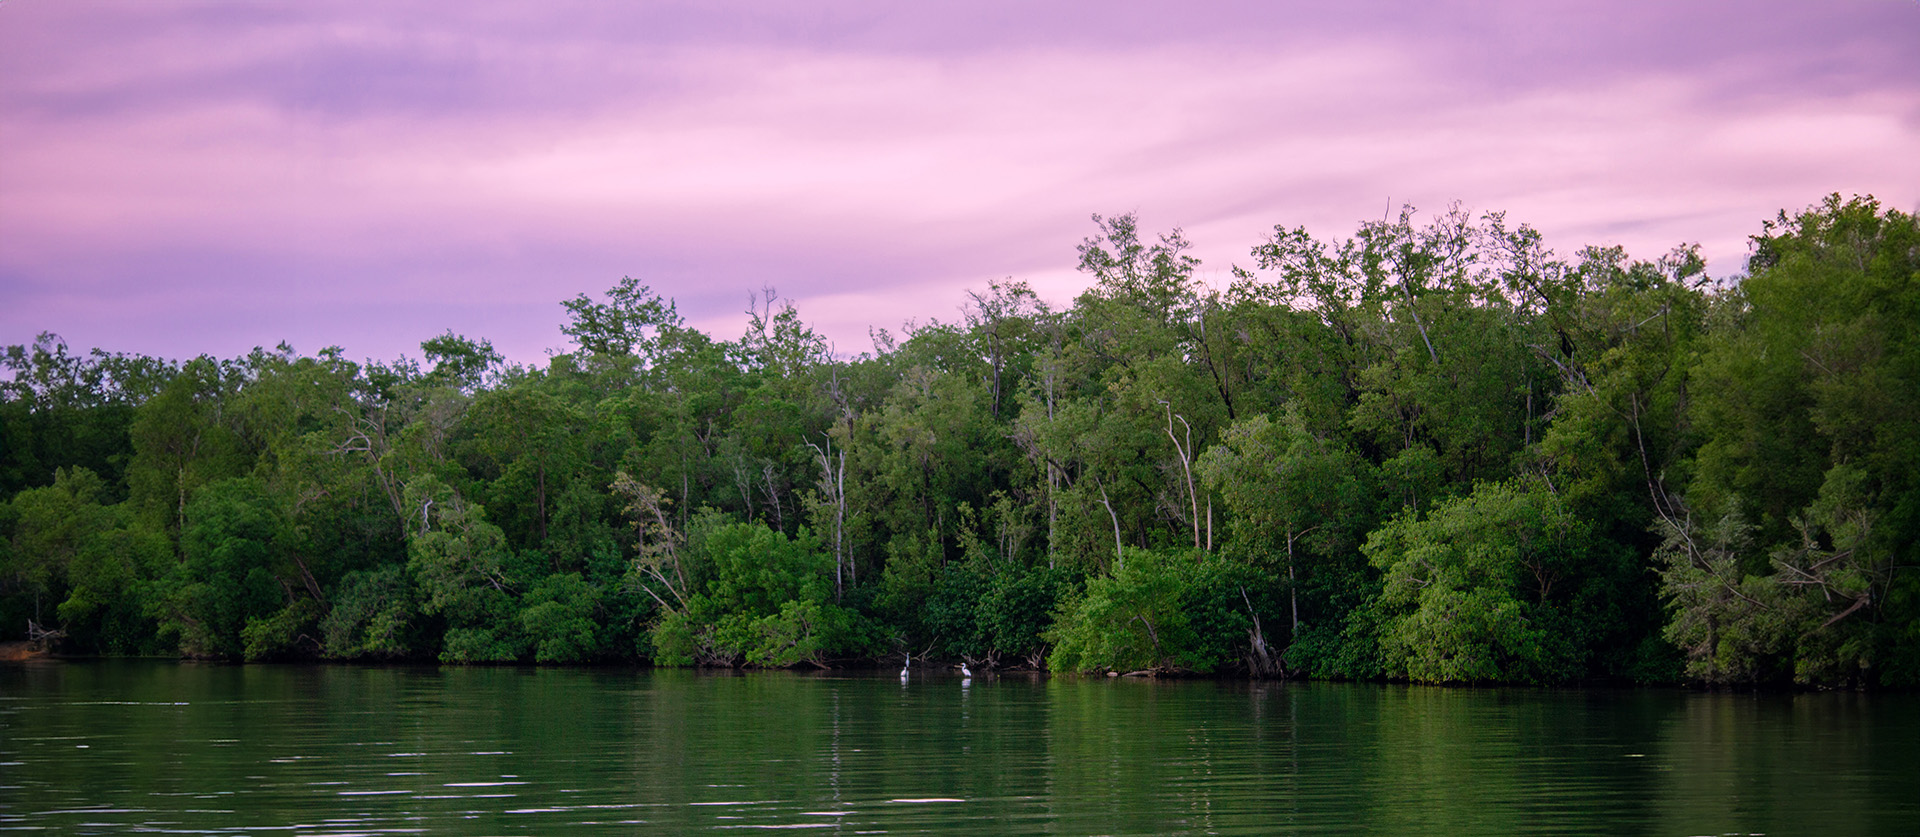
[155,477,307,659]
[520,572,600,663]
[1199,407,1375,674]
[647,516,869,668]
[126,357,253,535]
[320,564,415,659]
[1046,548,1253,675]
[404,477,524,662]
[561,276,687,364]
[1663,195,1920,685]
[1366,479,1604,684]
[421,331,504,392]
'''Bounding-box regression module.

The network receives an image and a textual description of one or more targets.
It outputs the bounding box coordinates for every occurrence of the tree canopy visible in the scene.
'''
[5,194,1914,688]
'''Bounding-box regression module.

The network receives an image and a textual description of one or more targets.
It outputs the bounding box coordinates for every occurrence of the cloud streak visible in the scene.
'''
[3,1,1916,363]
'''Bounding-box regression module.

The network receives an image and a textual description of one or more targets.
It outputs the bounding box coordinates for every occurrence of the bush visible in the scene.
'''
[1366,479,1603,684]
[645,519,873,667]
[1046,549,1257,674]
[520,572,600,663]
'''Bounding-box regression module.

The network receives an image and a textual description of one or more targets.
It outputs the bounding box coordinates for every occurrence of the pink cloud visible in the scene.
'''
[2,1,1916,364]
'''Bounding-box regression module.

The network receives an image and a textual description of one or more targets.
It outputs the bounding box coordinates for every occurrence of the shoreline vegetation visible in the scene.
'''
[3,195,1916,689]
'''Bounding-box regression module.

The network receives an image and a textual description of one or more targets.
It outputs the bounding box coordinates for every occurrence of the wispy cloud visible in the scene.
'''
[3,1,1916,362]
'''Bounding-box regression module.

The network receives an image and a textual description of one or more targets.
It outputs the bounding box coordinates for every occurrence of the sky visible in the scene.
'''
[3,1,1917,366]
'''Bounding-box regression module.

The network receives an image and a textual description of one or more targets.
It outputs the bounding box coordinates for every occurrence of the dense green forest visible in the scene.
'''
[3,195,1916,687]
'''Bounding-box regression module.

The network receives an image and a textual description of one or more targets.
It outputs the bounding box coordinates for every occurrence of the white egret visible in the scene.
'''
[960,662,972,678]
[900,653,910,681]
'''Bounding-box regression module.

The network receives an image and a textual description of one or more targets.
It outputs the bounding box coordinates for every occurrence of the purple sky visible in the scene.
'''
[4,1,1917,365]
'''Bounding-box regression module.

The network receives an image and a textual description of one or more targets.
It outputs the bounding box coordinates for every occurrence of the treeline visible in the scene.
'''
[3,195,1916,687]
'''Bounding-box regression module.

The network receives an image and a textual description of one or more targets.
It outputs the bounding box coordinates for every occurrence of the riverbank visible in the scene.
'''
[0,641,50,662]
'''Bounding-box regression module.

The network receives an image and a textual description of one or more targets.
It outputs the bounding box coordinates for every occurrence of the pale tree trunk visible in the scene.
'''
[1095,476,1124,570]
[1162,402,1201,550]
[806,437,848,601]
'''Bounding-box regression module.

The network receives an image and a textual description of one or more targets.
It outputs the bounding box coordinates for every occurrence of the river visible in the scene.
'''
[1,662,1914,835]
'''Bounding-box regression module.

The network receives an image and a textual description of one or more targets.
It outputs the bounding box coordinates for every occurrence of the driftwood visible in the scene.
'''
[0,621,67,661]
[27,620,65,648]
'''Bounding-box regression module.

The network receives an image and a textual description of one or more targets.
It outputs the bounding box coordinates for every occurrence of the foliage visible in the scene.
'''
[645,518,873,667]
[3,197,1912,688]
[1365,480,1599,683]
[1047,549,1261,675]
[1659,195,1920,686]
[320,564,415,659]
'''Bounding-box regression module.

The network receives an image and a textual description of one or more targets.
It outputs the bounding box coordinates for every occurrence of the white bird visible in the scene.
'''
[900,653,911,681]
[959,662,973,678]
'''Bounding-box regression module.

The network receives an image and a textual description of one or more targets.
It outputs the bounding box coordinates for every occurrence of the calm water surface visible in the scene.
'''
[1,662,1914,835]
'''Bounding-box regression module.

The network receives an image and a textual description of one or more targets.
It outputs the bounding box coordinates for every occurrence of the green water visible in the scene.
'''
[1,663,1913,835]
